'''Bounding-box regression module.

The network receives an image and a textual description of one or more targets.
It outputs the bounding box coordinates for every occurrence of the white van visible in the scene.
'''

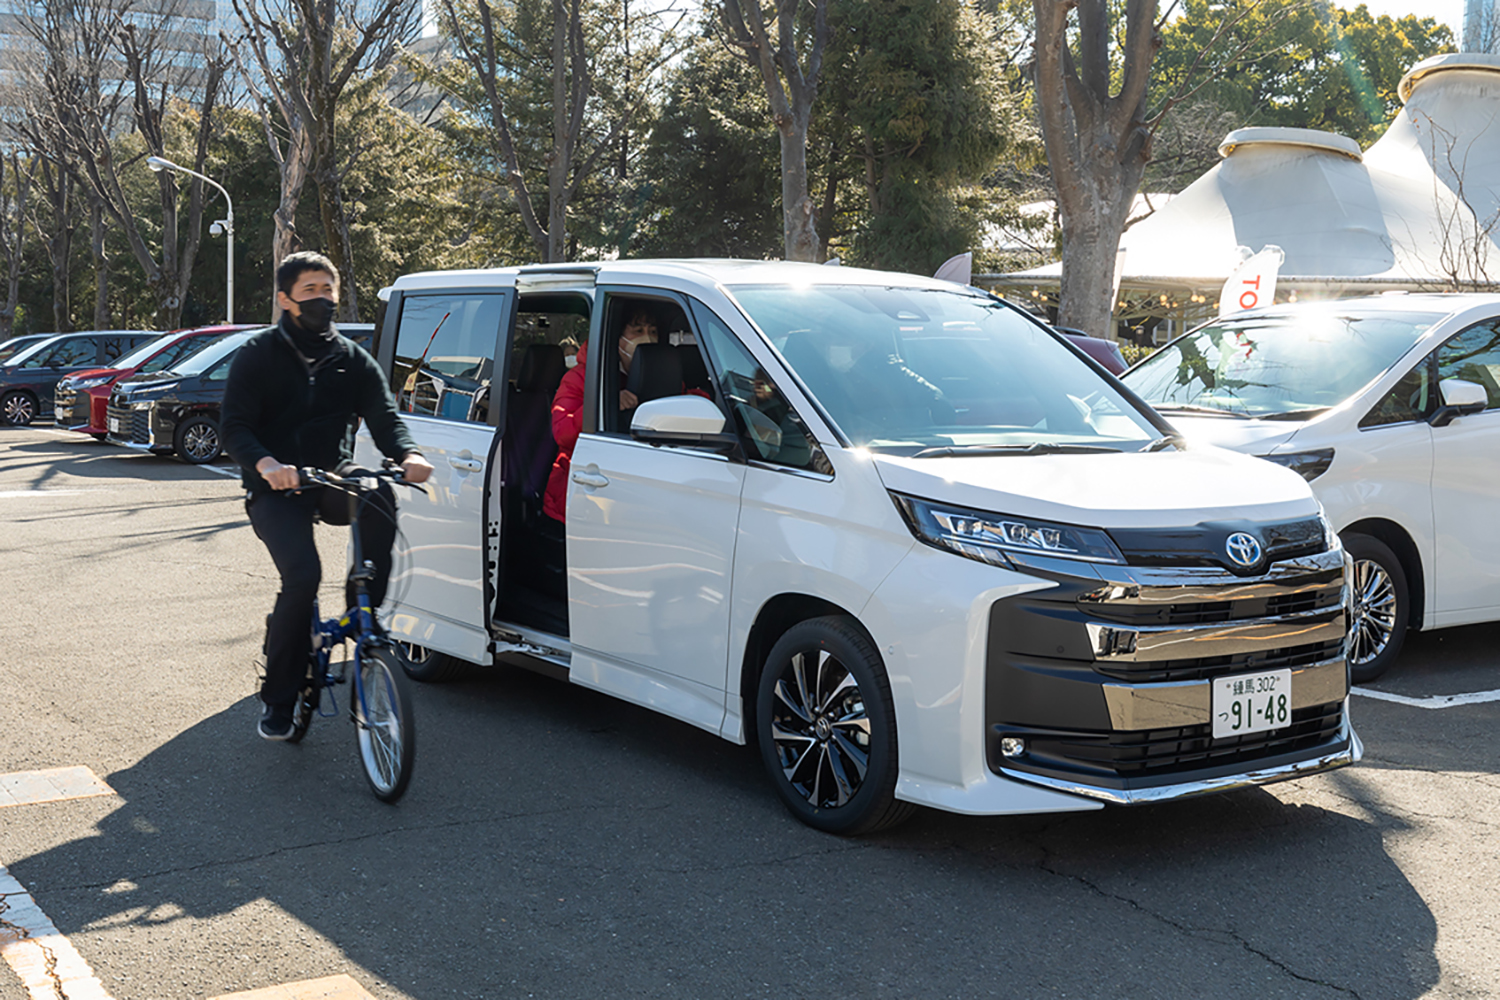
[1124,294,1500,682]
[359,260,1358,834]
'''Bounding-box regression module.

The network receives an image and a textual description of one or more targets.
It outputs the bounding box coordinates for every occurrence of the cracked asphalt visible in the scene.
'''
[2,426,1499,999]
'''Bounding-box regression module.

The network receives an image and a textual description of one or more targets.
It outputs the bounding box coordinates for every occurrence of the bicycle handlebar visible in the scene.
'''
[297,464,416,492]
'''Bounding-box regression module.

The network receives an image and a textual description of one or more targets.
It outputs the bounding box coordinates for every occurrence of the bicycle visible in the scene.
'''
[280,464,420,803]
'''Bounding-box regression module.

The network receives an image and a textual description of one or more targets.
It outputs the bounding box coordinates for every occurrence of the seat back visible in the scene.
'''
[503,343,568,504]
[626,342,685,404]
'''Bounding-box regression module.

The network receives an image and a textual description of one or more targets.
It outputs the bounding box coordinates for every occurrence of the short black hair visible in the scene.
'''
[276,251,339,296]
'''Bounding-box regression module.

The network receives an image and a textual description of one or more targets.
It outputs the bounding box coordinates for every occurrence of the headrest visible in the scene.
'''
[626,342,684,404]
[516,343,565,394]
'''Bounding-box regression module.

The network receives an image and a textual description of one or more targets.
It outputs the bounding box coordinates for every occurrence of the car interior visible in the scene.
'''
[493,294,719,639]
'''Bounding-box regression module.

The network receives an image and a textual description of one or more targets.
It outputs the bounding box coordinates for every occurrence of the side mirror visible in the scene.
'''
[1430,378,1489,427]
[631,395,738,450]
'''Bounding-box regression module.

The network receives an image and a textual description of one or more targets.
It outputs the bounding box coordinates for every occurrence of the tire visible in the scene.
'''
[90,432,107,441]
[2,390,37,427]
[173,415,222,464]
[397,641,467,682]
[1344,533,1410,684]
[755,616,915,836]
[355,646,416,802]
[286,679,317,745]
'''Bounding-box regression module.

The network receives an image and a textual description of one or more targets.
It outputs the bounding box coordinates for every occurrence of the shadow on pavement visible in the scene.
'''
[10,664,1438,1000]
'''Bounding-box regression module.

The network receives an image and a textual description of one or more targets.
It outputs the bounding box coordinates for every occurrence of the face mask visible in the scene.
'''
[619,332,654,372]
[294,296,337,336]
[564,354,578,369]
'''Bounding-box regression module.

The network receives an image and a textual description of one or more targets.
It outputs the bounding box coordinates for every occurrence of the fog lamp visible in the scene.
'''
[1000,737,1026,758]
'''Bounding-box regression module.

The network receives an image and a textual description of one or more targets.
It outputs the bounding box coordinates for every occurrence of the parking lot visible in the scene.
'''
[2,425,1499,1000]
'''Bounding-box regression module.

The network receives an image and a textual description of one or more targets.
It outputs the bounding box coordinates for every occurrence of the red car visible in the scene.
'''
[54,324,254,438]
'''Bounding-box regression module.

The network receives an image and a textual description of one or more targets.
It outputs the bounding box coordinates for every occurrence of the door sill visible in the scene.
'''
[493,622,571,681]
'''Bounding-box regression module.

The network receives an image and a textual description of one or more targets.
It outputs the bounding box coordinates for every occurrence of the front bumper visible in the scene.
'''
[105,400,167,449]
[985,547,1355,802]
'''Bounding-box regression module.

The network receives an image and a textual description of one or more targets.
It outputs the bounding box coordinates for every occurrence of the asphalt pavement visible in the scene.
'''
[2,426,1498,1000]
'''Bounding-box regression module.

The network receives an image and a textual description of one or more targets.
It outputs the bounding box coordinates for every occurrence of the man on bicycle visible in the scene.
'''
[223,251,434,741]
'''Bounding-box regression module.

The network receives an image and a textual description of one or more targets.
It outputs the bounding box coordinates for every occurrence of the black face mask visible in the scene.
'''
[293,296,337,336]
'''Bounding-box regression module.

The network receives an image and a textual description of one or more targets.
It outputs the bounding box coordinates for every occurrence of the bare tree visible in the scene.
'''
[0,154,37,339]
[230,0,422,321]
[10,0,227,328]
[432,0,682,264]
[718,0,830,262]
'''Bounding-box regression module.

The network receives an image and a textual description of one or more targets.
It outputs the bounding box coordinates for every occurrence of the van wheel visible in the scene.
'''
[397,641,467,682]
[756,616,914,836]
[1344,533,1409,684]
[174,415,222,464]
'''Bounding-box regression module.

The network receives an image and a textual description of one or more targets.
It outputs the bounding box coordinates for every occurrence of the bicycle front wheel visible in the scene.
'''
[355,646,416,802]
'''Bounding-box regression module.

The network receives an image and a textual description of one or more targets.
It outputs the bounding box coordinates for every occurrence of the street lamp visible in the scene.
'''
[146,155,234,324]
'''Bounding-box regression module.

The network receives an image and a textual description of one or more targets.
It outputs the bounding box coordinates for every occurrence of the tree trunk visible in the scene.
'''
[0,155,32,340]
[89,193,112,330]
[40,163,74,333]
[778,119,818,262]
[1032,0,1157,341]
[546,0,569,263]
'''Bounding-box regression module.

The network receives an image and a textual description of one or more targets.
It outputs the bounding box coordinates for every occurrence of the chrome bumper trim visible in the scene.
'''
[1101,656,1348,730]
[1086,608,1346,662]
[1000,714,1361,806]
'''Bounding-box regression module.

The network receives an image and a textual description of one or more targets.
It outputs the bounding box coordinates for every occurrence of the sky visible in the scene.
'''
[1351,0,1465,38]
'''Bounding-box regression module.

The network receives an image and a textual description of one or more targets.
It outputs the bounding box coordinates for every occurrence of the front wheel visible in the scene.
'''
[173,415,222,464]
[1344,533,1410,684]
[756,616,914,836]
[2,391,36,426]
[355,646,416,802]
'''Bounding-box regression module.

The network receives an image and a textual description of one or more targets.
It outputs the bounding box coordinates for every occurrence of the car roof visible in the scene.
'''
[389,259,968,295]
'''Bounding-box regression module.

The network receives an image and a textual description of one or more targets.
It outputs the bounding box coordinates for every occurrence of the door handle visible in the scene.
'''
[449,456,483,473]
[572,470,610,488]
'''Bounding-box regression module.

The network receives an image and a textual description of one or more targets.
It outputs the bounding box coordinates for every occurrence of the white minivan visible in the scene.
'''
[1124,294,1500,682]
[360,260,1358,834]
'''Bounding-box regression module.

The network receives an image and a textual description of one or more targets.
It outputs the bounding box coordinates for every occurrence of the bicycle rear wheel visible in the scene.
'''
[354,646,416,802]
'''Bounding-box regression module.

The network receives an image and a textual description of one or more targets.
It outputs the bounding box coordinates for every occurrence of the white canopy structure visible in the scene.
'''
[987,54,1500,315]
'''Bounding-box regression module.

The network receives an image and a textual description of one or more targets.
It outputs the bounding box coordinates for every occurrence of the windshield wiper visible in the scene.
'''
[911,443,1123,458]
[1142,435,1182,452]
[1259,407,1330,421]
[1153,404,1251,419]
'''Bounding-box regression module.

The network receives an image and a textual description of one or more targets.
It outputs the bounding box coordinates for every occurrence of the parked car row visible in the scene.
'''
[0,322,372,464]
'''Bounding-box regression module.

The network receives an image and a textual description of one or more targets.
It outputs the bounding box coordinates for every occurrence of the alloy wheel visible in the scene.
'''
[3,393,35,426]
[1350,557,1397,667]
[182,421,220,462]
[768,648,873,809]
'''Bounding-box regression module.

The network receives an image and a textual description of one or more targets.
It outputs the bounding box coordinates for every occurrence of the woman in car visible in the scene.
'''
[543,305,661,522]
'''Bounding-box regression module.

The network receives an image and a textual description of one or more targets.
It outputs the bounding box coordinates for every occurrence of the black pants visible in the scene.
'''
[247,473,397,707]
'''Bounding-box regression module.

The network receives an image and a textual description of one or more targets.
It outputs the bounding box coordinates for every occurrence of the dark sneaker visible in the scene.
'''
[258,703,295,741]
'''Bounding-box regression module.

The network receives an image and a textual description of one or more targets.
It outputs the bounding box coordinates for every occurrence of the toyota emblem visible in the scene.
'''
[1225,532,1263,568]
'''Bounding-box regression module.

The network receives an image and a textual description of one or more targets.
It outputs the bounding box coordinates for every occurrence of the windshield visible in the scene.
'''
[172,330,255,376]
[0,336,46,364]
[4,337,60,368]
[728,284,1161,455]
[1124,309,1445,418]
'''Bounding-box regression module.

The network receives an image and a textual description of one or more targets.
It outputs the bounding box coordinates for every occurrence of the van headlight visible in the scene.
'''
[892,494,1125,566]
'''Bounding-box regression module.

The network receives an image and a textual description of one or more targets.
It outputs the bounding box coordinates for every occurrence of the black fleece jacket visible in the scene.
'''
[221,318,418,493]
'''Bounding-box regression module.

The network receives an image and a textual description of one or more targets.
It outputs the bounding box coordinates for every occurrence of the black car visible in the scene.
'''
[106,323,374,464]
[1,330,159,425]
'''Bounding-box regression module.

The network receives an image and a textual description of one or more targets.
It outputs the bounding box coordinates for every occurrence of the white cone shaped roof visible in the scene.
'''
[1006,55,1500,291]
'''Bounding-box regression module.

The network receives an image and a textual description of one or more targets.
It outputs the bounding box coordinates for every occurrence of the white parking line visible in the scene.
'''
[0,490,90,498]
[0,864,114,1000]
[210,974,376,1000]
[1351,686,1500,709]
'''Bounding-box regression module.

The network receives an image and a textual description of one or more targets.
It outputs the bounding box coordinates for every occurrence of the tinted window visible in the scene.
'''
[393,294,504,422]
[1360,360,1436,428]
[1126,310,1443,418]
[26,337,97,368]
[138,334,228,374]
[1436,321,1500,410]
[691,300,829,473]
[730,285,1158,454]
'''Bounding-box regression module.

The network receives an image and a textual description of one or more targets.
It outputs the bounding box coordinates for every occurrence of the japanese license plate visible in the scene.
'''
[1212,668,1292,738]
[108,417,120,433]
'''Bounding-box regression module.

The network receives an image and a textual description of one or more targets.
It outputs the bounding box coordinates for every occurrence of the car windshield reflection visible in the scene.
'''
[727,284,1160,455]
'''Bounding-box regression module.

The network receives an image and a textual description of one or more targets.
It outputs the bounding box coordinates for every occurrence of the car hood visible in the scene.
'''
[1155,414,1303,454]
[871,445,1319,528]
[65,367,126,383]
[115,370,184,394]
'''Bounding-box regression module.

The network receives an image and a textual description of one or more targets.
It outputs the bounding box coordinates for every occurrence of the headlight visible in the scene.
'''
[1259,448,1334,481]
[71,375,113,390]
[893,494,1125,566]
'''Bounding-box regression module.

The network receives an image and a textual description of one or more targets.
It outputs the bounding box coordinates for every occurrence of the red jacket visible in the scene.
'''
[543,344,586,522]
